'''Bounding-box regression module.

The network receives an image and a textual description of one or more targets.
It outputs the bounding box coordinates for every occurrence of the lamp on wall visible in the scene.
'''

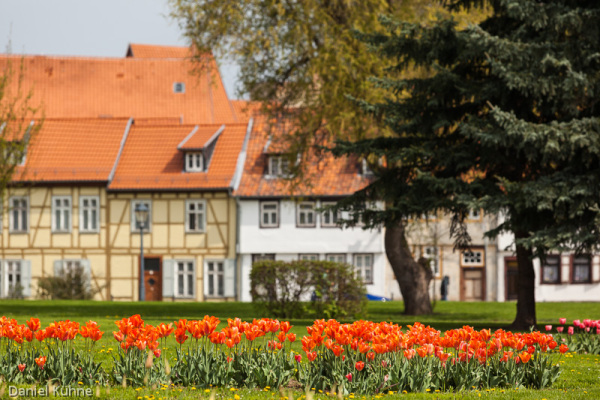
[135,203,149,301]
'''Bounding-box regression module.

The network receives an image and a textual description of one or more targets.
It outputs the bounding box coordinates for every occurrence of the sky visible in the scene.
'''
[0,0,240,98]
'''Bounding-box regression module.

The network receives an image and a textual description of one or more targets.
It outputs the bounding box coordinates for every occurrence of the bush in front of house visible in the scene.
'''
[36,265,99,300]
[249,260,367,319]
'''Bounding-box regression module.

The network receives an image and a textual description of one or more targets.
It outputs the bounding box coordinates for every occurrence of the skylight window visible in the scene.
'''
[173,82,185,93]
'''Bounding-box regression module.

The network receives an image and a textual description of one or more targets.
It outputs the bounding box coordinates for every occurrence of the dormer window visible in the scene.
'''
[185,152,204,172]
[178,124,224,173]
[359,159,374,177]
[268,155,290,177]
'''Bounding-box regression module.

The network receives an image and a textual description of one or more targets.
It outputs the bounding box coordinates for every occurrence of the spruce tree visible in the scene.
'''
[332,0,600,328]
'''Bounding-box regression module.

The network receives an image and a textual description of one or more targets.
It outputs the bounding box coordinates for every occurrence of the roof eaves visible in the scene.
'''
[107,118,134,184]
[231,118,254,191]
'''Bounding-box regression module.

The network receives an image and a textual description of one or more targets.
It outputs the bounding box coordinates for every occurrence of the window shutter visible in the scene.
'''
[21,260,32,298]
[162,260,175,298]
[224,259,236,298]
[81,259,92,285]
[53,260,63,276]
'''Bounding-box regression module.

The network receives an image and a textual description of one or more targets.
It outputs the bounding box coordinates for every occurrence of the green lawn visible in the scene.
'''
[0,300,599,399]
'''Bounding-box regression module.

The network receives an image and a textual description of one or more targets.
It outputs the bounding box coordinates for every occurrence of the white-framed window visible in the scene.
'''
[267,155,290,177]
[53,259,91,287]
[326,254,346,264]
[130,200,152,233]
[260,201,279,228]
[52,196,72,233]
[423,246,440,278]
[62,259,82,273]
[176,260,195,298]
[354,254,374,284]
[1,259,31,298]
[205,260,223,297]
[462,250,484,266]
[4,260,21,295]
[299,254,319,261]
[185,152,204,172]
[321,201,340,228]
[80,196,100,233]
[186,200,206,233]
[297,201,316,227]
[9,196,28,233]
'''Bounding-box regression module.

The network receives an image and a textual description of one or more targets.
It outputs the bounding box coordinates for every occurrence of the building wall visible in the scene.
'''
[238,199,386,302]
[386,211,498,302]
[1,186,236,301]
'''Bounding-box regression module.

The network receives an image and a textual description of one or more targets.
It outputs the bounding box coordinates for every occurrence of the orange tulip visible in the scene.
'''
[35,356,47,370]
[26,318,40,332]
[559,344,568,354]
[518,351,531,363]
[280,321,292,334]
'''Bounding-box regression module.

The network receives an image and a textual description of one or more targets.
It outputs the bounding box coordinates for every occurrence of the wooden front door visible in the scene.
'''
[505,258,518,301]
[461,268,485,301]
[143,257,162,301]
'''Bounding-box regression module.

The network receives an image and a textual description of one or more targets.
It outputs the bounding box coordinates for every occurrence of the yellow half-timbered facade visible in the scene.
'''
[0,45,251,301]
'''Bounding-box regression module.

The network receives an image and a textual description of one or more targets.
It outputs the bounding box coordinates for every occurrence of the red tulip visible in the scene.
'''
[355,361,365,371]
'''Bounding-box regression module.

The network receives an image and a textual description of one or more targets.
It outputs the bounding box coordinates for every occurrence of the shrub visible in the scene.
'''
[36,265,100,300]
[250,260,366,319]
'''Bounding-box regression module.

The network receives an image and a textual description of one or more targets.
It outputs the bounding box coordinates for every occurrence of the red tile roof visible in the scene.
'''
[126,44,191,59]
[178,125,224,151]
[108,123,249,190]
[234,116,370,197]
[0,50,239,124]
[14,118,130,182]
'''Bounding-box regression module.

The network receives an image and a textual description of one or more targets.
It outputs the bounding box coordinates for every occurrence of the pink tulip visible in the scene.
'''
[557,327,564,333]
[568,327,574,335]
[545,325,552,331]
[586,327,590,333]
[584,319,592,327]
[559,318,567,325]
[574,319,581,326]
[597,328,600,335]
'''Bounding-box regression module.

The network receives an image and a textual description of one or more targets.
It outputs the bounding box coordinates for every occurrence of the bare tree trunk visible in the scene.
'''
[385,220,433,315]
[509,230,537,330]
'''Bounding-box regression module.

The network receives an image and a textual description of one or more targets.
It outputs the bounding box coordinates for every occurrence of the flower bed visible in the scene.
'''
[547,318,600,355]
[0,315,569,394]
